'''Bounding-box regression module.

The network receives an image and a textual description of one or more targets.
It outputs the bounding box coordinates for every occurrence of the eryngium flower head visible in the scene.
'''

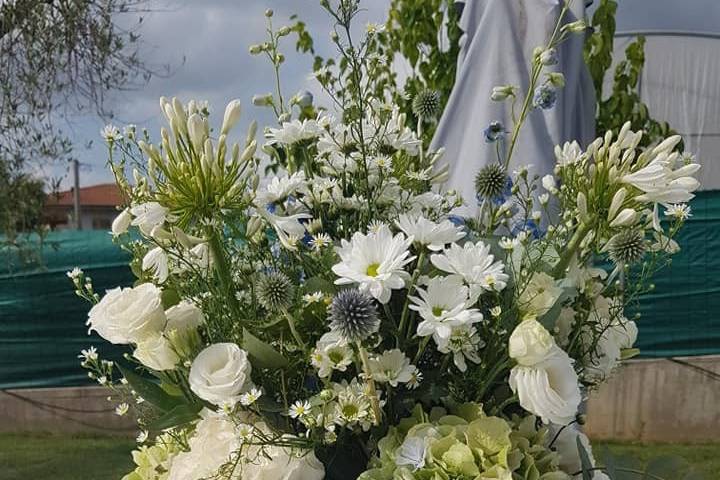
[475,164,508,200]
[329,289,380,343]
[256,271,294,311]
[412,90,441,119]
[609,230,646,265]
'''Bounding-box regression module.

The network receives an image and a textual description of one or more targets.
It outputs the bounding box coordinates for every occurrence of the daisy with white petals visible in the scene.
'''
[430,241,508,298]
[332,225,415,303]
[395,214,465,251]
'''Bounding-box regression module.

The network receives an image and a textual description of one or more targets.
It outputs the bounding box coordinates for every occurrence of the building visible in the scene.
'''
[43,183,123,230]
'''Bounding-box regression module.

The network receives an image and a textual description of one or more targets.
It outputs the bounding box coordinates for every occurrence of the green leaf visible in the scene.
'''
[242,328,289,369]
[146,402,202,431]
[303,276,336,295]
[117,364,181,412]
[577,436,595,480]
[161,288,181,309]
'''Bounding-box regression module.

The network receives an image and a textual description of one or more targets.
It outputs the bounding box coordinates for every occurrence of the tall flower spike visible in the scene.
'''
[329,289,380,343]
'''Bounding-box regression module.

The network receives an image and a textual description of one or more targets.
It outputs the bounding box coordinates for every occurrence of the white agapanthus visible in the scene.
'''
[256,208,311,252]
[508,319,581,425]
[409,276,483,341]
[332,225,415,303]
[554,140,583,166]
[311,332,354,378]
[430,241,508,297]
[256,171,307,205]
[266,119,323,145]
[395,214,465,251]
[368,349,416,387]
[111,209,132,236]
[188,343,253,406]
[142,247,169,283]
[622,142,700,205]
[87,283,166,344]
[518,272,563,317]
[435,324,484,372]
[130,202,172,236]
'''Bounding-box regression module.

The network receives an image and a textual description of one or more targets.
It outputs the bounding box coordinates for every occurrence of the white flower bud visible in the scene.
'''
[608,188,627,221]
[221,99,242,135]
[577,192,589,222]
[187,113,206,152]
[111,209,132,236]
[609,208,638,228]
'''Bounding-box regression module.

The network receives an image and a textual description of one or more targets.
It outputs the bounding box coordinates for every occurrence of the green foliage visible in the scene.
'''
[584,0,680,148]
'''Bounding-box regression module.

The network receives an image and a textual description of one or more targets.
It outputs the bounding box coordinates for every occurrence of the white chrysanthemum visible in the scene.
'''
[622,145,700,205]
[256,171,306,205]
[665,203,692,220]
[311,332,354,378]
[435,324,484,372]
[266,119,322,145]
[368,349,416,387]
[409,276,482,341]
[396,214,465,251]
[430,241,508,297]
[332,225,415,303]
[509,344,581,425]
[518,272,563,317]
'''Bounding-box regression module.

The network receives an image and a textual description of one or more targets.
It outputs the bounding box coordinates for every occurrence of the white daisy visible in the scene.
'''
[310,233,332,251]
[289,400,312,419]
[266,119,322,145]
[311,332,354,378]
[256,171,306,205]
[395,214,465,251]
[332,225,415,304]
[430,241,508,297]
[435,324,485,372]
[115,403,129,416]
[239,387,263,406]
[368,349,416,387]
[665,203,691,220]
[409,276,483,341]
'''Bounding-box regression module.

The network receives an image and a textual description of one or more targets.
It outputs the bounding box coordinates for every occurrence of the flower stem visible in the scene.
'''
[207,231,242,319]
[356,343,382,426]
[399,251,425,341]
[553,222,591,278]
[282,308,306,350]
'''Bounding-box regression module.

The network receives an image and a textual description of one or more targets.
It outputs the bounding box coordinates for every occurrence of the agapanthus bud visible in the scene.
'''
[609,229,646,265]
[221,99,242,136]
[187,113,206,151]
[412,89,441,119]
[329,289,380,343]
[608,188,627,222]
[609,208,638,228]
[256,272,294,312]
[475,164,508,200]
[577,192,589,222]
[562,20,587,34]
[249,44,263,55]
[111,209,132,236]
[246,120,257,146]
[491,85,516,101]
[278,26,291,36]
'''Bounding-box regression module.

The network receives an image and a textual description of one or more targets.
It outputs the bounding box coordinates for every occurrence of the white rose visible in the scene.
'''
[519,272,563,317]
[243,443,325,480]
[133,333,179,371]
[111,208,132,236]
[509,345,581,425]
[168,409,240,480]
[509,319,554,366]
[87,283,166,344]
[165,301,205,333]
[189,343,252,406]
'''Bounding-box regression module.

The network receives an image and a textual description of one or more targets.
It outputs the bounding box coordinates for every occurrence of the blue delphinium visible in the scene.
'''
[533,83,557,110]
[511,219,544,239]
[484,121,505,143]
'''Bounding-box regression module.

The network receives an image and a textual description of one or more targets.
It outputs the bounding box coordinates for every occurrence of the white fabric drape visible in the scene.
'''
[432,0,595,214]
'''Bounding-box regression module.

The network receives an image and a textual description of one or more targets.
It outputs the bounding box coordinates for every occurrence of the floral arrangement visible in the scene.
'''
[70,2,700,479]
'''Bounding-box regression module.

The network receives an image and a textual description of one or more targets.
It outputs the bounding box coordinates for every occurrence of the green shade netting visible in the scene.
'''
[1,192,719,389]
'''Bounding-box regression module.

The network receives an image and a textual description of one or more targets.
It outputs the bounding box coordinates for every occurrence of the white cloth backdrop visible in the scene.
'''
[432,0,596,215]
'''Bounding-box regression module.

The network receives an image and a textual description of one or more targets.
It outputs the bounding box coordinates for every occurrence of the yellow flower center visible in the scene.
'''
[432,306,445,317]
[366,263,380,277]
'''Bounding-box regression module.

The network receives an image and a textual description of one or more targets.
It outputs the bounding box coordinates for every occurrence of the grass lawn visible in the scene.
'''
[0,433,718,479]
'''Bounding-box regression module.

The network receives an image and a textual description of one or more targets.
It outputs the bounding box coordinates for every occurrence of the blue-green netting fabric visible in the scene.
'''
[1,192,719,389]
[0,230,133,389]
[630,190,720,357]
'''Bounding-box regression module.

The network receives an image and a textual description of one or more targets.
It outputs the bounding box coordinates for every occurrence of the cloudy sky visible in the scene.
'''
[58,0,719,189]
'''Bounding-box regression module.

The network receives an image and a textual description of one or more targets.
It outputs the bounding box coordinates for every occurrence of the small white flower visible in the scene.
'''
[239,387,263,406]
[66,267,83,280]
[622,146,700,204]
[410,276,483,341]
[310,233,332,251]
[539,194,549,205]
[266,119,322,145]
[554,141,583,166]
[332,225,415,304]
[665,203,691,220]
[490,306,502,317]
[406,367,423,390]
[395,214,465,251]
[303,292,325,305]
[101,124,122,143]
[77,346,98,362]
[365,22,385,34]
[289,400,312,419]
[136,430,148,443]
[130,202,172,236]
[368,349,416,387]
[256,171,306,205]
[436,324,484,372]
[542,174,557,192]
[311,332,353,378]
[142,247,169,283]
[115,403,129,416]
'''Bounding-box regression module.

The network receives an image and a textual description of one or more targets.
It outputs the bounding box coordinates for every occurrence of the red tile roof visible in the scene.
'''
[45,183,124,208]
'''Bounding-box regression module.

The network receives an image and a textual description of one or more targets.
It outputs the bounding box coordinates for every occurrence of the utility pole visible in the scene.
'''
[72,159,81,230]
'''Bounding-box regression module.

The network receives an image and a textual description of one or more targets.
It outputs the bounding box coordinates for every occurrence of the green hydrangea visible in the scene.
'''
[359,404,568,480]
[121,435,180,480]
